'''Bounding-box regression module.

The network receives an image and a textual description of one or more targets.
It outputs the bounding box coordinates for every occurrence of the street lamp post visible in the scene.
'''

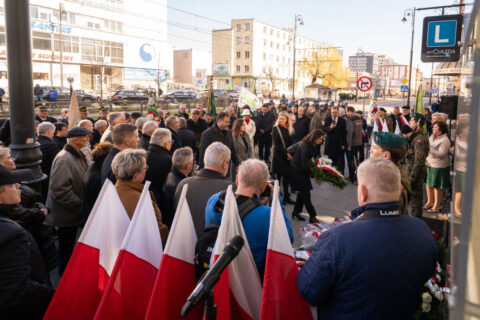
[291,14,303,99]
[4,0,45,184]
[402,8,415,108]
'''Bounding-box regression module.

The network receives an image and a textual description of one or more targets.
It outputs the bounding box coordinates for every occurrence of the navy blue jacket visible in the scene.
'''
[297,202,438,320]
[254,111,275,137]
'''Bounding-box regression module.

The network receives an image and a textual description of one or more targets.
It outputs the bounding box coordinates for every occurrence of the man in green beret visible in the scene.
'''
[403,112,429,217]
[370,131,410,214]
[79,106,95,125]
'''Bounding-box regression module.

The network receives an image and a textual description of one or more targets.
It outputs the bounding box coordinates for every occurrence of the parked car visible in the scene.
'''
[40,87,97,102]
[226,90,239,99]
[213,89,230,100]
[162,90,197,103]
[109,90,151,102]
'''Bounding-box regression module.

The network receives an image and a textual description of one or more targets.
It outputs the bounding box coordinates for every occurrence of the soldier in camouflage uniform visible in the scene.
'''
[402,112,429,217]
[370,131,410,215]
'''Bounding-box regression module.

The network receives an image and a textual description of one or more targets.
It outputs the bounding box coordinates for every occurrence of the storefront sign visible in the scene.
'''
[31,21,72,34]
[421,14,463,62]
[0,49,75,62]
[213,63,229,75]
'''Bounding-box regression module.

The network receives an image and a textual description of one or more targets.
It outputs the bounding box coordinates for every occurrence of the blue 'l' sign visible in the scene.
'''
[427,20,457,47]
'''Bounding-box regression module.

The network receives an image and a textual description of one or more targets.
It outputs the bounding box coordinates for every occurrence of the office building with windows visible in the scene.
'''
[211,18,336,98]
[173,49,211,88]
[0,0,172,96]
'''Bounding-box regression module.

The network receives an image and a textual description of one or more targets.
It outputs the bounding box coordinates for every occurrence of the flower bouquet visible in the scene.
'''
[309,157,348,189]
[414,234,449,319]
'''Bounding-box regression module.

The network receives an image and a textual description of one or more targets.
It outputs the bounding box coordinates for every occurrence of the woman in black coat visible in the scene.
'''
[271,112,295,205]
[84,142,113,218]
[290,129,325,223]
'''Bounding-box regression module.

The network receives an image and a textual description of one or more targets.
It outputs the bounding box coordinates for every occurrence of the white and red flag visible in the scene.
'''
[211,185,263,320]
[43,180,130,320]
[94,182,163,320]
[145,184,203,320]
[260,181,314,320]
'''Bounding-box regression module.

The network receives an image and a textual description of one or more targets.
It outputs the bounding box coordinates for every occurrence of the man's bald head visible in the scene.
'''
[356,158,401,206]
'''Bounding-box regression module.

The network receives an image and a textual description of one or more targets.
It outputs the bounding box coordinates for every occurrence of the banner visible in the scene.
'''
[238,87,261,110]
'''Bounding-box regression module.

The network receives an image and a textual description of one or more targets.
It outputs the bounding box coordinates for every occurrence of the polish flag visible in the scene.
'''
[212,185,263,320]
[43,180,130,320]
[260,181,313,320]
[94,182,163,320]
[145,184,203,320]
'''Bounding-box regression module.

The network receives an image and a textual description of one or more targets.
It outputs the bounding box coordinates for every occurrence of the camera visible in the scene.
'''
[260,179,274,197]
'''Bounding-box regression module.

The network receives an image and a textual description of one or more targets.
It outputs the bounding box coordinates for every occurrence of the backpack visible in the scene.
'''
[194,190,260,281]
[287,141,300,156]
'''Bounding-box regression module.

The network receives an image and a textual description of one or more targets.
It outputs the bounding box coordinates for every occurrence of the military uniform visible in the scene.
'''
[372,132,411,215]
[404,130,429,217]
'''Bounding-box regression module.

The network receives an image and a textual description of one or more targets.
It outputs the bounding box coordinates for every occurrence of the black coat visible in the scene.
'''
[0,119,10,146]
[290,141,314,191]
[187,118,208,138]
[35,115,57,123]
[198,123,239,168]
[37,135,60,177]
[323,116,347,158]
[271,125,292,176]
[168,128,182,153]
[163,168,187,228]
[53,136,67,150]
[397,114,411,131]
[84,161,104,218]
[0,213,54,319]
[101,147,121,185]
[254,111,275,138]
[139,133,151,151]
[293,115,311,141]
[92,129,102,147]
[146,144,172,212]
[177,127,197,154]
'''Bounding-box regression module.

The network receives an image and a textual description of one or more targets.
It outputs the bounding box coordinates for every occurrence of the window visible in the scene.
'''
[30,6,39,19]
[270,29,273,35]
[276,43,279,49]
[245,36,250,44]
[263,53,266,60]
[283,44,286,51]
[276,56,279,62]
[245,23,250,31]
[236,24,241,32]
[277,31,280,38]
[263,26,266,33]
[236,65,240,72]
[236,37,241,45]
[270,41,273,48]
[245,51,249,58]
[32,31,51,50]
[264,39,267,46]
[244,65,249,72]
[236,51,241,59]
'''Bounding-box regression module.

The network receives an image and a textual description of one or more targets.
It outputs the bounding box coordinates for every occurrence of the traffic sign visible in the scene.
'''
[401,78,408,85]
[401,85,408,93]
[421,14,463,62]
[429,88,439,94]
[357,76,373,92]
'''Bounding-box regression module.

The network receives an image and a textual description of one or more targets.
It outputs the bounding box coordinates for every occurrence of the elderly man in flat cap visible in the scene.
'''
[46,127,92,275]
[370,131,410,215]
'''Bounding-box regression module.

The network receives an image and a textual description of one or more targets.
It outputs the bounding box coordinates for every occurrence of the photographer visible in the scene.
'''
[204,159,293,277]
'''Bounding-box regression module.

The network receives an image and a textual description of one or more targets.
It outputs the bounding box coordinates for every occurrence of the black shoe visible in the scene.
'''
[309,216,320,223]
[283,198,295,205]
[292,213,306,221]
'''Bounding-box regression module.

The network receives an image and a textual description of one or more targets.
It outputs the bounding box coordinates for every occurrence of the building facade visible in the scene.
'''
[173,49,211,89]
[211,18,336,98]
[0,0,173,97]
[348,52,379,74]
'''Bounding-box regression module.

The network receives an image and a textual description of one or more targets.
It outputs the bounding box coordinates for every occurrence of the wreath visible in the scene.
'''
[308,157,348,189]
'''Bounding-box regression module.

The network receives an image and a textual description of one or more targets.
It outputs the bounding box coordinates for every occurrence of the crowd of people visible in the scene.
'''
[0,96,448,319]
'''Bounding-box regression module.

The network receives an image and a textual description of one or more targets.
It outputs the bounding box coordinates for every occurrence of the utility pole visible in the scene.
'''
[59,2,65,88]
[404,8,415,108]
[49,17,54,86]
[4,0,45,184]
[291,14,303,99]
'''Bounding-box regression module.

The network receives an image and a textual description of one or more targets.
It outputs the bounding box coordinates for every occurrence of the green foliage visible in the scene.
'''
[308,160,348,189]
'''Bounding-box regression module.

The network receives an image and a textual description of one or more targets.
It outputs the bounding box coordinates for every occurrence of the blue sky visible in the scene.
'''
[167,0,469,76]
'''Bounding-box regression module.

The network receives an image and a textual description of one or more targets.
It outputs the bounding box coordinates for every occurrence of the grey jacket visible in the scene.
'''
[232,133,254,164]
[46,145,89,227]
[346,115,364,148]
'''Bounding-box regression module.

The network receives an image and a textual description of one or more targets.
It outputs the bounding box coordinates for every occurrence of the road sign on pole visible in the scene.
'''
[401,85,409,93]
[421,14,463,62]
[357,76,373,92]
